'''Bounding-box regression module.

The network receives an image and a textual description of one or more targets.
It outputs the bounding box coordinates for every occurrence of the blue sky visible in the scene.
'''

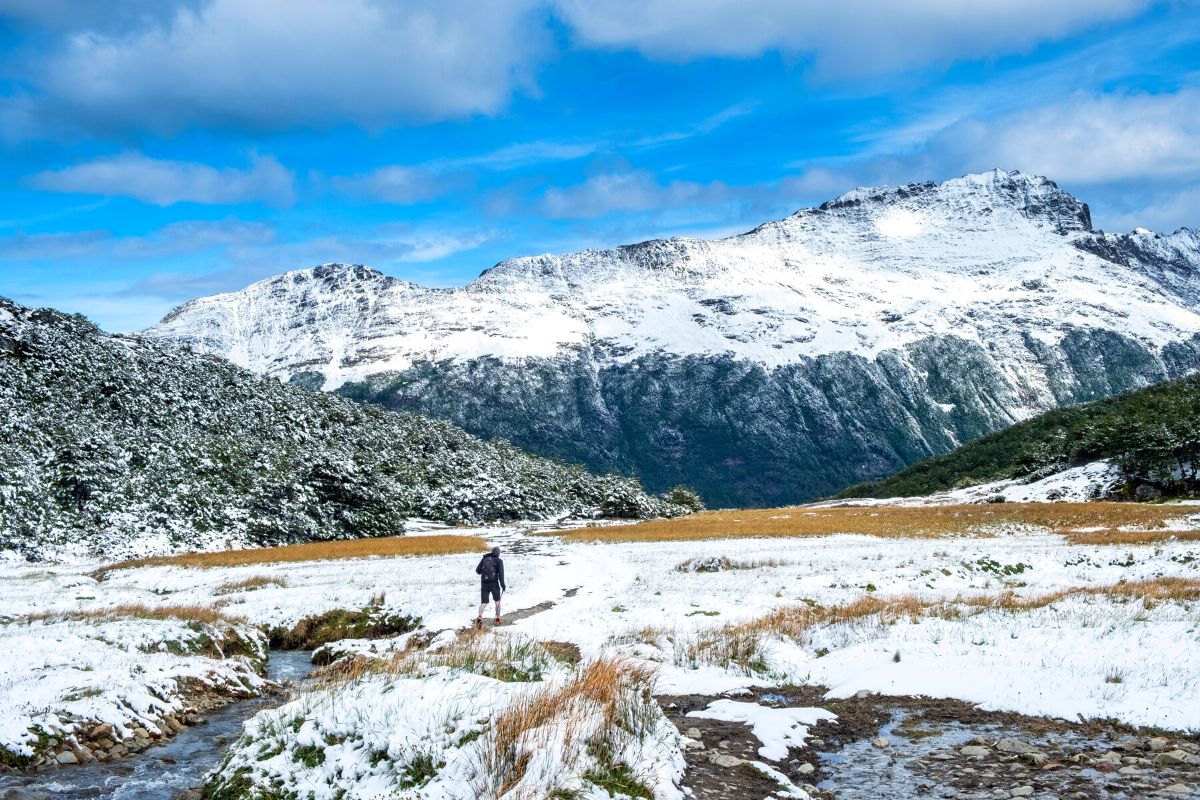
[0,0,1197,332]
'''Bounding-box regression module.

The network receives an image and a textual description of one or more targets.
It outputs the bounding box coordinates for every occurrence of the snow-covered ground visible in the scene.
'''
[817,460,1124,507]
[2,519,1198,797]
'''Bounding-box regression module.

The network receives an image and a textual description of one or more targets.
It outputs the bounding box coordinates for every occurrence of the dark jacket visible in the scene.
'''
[476,553,505,590]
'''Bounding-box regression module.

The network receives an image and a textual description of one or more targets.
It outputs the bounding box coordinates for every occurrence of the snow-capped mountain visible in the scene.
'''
[147,170,1200,506]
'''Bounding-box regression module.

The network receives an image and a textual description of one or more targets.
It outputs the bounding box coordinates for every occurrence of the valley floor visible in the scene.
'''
[2,504,1199,799]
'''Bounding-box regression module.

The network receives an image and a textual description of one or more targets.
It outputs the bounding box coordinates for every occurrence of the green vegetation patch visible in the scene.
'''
[269,603,420,650]
[839,374,1200,500]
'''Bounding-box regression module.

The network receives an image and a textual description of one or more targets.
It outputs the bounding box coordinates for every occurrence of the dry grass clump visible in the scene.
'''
[315,634,568,687]
[24,602,239,626]
[686,577,1200,673]
[564,502,1200,544]
[1063,529,1200,546]
[675,555,787,572]
[966,576,1200,611]
[688,594,928,672]
[472,657,658,799]
[97,534,487,575]
[214,575,287,595]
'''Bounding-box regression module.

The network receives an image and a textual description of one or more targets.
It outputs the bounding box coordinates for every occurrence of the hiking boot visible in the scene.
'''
[494,616,502,626]
[474,617,482,630]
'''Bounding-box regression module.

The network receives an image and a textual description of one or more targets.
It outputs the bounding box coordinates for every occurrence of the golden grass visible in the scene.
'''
[476,657,656,798]
[25,603,239,626]
[97,534,487,575]
[214,575,287,594]
[1062,529,1200,546]
[564,502,1200,544]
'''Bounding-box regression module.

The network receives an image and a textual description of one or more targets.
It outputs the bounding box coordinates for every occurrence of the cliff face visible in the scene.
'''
[146,170,1200,506]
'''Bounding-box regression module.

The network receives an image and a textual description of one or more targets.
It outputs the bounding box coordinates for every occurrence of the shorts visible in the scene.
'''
[481,582,502,603]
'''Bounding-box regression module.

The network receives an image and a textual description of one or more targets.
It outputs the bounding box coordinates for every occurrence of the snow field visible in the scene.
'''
[3,520,1199,796]
[209,639,684,800]
[0,611,267,762]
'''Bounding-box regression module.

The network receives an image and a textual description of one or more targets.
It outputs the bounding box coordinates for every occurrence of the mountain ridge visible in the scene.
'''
[145,169,1200,507]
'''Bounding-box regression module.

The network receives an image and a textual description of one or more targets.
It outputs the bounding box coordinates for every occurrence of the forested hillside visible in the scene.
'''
[0,299,689,561]
[839,374,1200,500]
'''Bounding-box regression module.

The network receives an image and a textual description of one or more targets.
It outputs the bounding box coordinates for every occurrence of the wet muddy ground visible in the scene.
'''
[660,687,1200,799]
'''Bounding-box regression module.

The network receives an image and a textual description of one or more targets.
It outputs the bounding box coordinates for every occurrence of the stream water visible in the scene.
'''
[0,650,315,800]
[814,710,1169,800]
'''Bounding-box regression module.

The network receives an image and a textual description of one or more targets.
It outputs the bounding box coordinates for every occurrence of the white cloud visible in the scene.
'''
[554,0,1149,76]
[1105,186,1200,233]
[113,219,275,258]
[0,218,275,262]
[331,166,460,205]
[16,0,546,133]
[225,228,492,268]
[541,171,734,218]
[537,167,860,221]
[0,229,109,259]
[927,89,1200,185]
[29,153,295,206]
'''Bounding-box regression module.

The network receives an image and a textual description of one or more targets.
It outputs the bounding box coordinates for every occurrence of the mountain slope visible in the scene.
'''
[0,299,686,561]
[146,170,1200,506]
[836,373,1200,501]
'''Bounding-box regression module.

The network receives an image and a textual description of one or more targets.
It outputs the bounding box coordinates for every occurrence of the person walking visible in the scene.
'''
[475,546,506,628]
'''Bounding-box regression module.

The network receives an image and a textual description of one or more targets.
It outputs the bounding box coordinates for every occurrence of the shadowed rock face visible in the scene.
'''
[339,328,1196,508]
[146,170,1200,507]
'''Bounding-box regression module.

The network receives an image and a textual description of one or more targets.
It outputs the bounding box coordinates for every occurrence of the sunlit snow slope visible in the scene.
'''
[147,170,1200,506]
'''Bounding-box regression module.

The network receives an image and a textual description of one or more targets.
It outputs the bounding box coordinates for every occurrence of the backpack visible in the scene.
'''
[480,555,499,582]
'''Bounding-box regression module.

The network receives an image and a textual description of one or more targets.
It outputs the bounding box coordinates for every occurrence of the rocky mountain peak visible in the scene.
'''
[817,169,1092,234]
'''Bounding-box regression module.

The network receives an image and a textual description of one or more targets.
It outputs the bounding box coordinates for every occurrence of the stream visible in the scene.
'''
[0,650,316,800]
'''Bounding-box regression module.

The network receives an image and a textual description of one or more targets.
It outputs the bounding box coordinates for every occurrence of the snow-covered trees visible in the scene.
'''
[0,299,687,560]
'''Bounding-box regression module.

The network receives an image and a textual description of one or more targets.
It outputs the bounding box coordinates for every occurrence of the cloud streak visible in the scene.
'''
[555,0,1151,77]
[29,154,296,206]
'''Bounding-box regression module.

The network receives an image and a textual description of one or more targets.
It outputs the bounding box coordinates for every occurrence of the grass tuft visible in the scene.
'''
[214,575,287,595]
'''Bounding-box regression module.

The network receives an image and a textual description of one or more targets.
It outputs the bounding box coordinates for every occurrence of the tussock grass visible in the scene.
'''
[565,502,1200,543]
[24,602,239,626]
[318,634,563,685]
[96,534,487,575]
[214,575,287,595]
[675,555,787,572]
[473,657,657,799]
[1063,529,1200,546]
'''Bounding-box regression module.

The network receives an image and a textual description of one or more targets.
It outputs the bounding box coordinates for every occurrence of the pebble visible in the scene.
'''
[685,727,703,739]
[996,738,1042,755]
[54,751,78,765]
[797,763,815,775]
[1161,785,1193,796]
[1118,765,1141,775]
[708,753,744,768]
[1010,788,1034,798]
[1157,750,1198,766]
[872,737,890,748]
[961,746,991,758]
[1149,737,1172,751]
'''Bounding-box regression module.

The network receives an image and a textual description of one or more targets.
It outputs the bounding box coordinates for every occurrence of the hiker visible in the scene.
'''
[475,546,506,627]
